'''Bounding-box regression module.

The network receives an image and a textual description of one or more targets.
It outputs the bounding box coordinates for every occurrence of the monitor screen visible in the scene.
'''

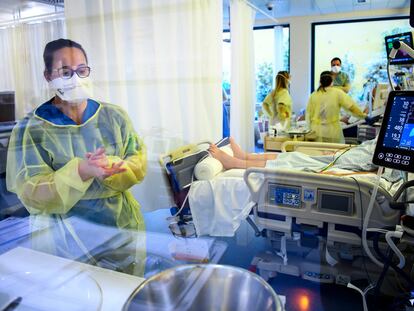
[0,92,15,122]
[317,190,353,215]
[385,32,414,65]
[373,91,414,172]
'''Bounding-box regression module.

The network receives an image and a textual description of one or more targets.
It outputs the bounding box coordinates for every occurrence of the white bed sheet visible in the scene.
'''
[188,169,254,237]
[188,166,407,237]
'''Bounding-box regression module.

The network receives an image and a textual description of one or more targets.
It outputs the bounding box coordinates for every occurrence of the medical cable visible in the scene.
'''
[384,231,405,268]
[350,176,373,285]
[362,166,385,267]
[318,146,354,173]
[167,153,210,219]
[372,233,414,293]
[386,58,395,91]
[346,282,373,311]
[366,228,388,234]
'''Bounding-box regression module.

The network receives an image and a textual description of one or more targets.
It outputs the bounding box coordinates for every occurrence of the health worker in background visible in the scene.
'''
[306,71,367,143]
[331,57,351,93]
[7,39,147,232]
[261,71,293,130]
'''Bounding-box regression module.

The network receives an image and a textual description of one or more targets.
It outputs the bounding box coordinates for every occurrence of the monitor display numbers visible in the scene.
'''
[373,91,414,173]
[383,96,414,151]
[400,102,414,148]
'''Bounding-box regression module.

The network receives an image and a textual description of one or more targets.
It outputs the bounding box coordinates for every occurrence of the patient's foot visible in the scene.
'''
[209,144,244,169]
[229,137,247,160]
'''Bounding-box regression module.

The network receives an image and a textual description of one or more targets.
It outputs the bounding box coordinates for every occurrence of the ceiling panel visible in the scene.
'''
[314,0,336,10]
[387,0,410,8]
[246,0,409,20]
[0,0,62,22]
[0,0,410,24]
[370,0,390,9]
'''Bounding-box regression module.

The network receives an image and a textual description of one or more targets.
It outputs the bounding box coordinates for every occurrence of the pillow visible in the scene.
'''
[194,144,234,180]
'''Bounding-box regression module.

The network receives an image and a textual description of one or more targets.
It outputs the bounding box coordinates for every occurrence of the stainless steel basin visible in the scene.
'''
[123,264,283,311]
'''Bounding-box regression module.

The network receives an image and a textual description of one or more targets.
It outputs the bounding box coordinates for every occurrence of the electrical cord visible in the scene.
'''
[350,176,373,285]
[386,57,395,91]
[318,145,354,173]
[373,232,414,288]
[362,166,385,267]
[167,153,210,219]
[371,232,414,310]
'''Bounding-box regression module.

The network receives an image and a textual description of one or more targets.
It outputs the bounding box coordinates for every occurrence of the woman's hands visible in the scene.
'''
[78,147,126,181]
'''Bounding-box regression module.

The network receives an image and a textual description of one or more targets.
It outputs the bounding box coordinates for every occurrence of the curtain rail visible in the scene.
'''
[0,11,64,28]
[241,0,279,24]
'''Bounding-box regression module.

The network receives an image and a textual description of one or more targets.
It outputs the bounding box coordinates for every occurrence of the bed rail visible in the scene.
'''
[281,141,355,155]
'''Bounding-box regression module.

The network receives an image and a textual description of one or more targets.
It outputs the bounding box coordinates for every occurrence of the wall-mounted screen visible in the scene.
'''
[0,92,15,123]
[385,32,414,65]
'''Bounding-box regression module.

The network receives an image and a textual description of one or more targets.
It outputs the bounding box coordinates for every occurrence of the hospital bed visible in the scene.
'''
[244,150,401,284]
[161,139,409,286]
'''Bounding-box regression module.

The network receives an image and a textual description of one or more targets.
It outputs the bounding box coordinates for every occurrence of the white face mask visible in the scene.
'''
[331,65,341,74]
[48,75,93,105]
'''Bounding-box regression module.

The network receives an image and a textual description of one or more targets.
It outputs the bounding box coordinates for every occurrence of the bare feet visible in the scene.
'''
[209,144,241,169]
[229,137,247,160]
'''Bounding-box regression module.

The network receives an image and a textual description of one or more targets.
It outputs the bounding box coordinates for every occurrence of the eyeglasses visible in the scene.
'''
[53,66,91,79]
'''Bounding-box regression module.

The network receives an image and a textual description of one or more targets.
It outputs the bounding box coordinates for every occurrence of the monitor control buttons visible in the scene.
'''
[393,159,401,163]
[386,153,393,157]
[378,153,384,159]
[402,160,410,165]
[385,157,392,162]
[394,154,402,159]
[403,156,411,160]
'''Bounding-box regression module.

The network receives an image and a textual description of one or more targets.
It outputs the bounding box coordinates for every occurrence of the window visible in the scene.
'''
[221,26,290,141]
[254,26,290,106]
[312,17,410,105]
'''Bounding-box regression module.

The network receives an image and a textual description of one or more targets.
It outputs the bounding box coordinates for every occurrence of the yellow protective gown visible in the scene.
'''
[6,101,147,230]
[262,89,292,128]
[306,87,366,143]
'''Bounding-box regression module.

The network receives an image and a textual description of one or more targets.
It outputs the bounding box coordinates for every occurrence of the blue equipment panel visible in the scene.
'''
[268,184,301,208]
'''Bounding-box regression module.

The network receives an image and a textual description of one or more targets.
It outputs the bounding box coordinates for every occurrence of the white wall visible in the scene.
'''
[256,8,409,114]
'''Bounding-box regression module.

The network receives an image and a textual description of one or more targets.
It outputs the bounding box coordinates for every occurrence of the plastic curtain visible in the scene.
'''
[229,0,256,152]
[64,0,223,211]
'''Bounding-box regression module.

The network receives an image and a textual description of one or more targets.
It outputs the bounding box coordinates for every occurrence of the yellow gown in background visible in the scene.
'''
[262,88,293,128]
[306,87,366,143]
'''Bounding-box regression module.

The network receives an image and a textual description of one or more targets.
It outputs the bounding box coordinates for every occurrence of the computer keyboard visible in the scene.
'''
[0,121,16,126]
[0,122,16,134]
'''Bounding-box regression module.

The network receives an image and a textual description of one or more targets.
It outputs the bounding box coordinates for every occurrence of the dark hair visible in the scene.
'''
[43,38,88,73]
[317,71,333,92]
[330,57,341,65]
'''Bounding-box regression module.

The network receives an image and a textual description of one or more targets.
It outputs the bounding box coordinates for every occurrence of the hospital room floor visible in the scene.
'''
[143,209,379,311]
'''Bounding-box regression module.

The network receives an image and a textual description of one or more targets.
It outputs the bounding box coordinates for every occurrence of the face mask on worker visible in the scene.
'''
[49,74,93,105]
[331,65,341,74]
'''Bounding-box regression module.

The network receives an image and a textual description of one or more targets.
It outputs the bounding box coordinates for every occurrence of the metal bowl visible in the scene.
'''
[123,264,283,311]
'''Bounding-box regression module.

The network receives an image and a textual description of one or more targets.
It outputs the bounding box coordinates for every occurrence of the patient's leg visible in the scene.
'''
[229,137,248,159]
[209,144,276,169]
[229,137,278,161]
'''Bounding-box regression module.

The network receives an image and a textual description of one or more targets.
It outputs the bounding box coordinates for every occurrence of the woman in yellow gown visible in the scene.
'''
[6,38,147,274]
[306,71,366,143]
[262,71,293,130]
